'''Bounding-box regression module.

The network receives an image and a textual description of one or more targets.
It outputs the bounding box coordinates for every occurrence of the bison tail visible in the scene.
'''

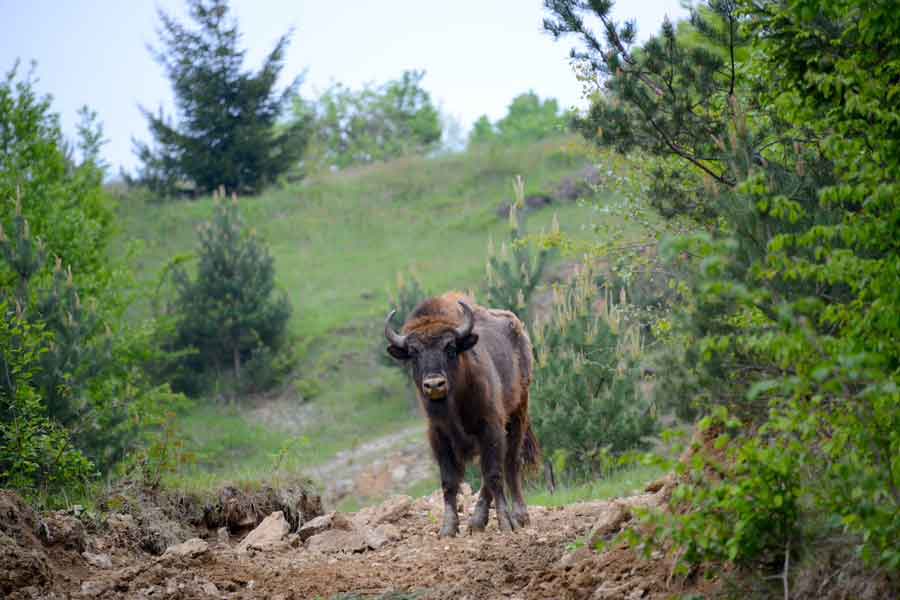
[521,418,541,475]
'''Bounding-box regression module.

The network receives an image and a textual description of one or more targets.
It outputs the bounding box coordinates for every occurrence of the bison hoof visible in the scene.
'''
[468,510,489,533]
[513,508,530,527]
[438,522,459,538]
[497,510,517,532]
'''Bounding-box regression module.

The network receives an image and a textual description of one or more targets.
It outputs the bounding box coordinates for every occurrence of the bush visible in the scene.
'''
[294,70,442,173]
[1,64,185,480]
[169,192,292,395]
[530,267,657,479]
[468,91,569,148]
[546,0,900,582]
[0,303,94,504]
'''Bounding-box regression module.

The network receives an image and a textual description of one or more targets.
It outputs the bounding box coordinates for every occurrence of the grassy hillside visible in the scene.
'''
[114,136,641,493]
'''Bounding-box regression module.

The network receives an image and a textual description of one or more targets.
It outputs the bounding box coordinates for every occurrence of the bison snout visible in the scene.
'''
[422,376,448,399]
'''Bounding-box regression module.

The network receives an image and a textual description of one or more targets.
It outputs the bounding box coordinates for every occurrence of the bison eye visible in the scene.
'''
[445,345,457,358]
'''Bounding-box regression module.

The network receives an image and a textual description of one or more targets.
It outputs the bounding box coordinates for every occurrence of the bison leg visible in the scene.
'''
[468,484,492,532]
[505,412,530,527]
[430,428,463,538]
[478,426,517,532]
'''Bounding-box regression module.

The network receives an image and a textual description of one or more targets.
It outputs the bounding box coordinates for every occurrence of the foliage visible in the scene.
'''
[530,267,656,479]
[468,91,568,148]
[0,303,94,504]
[483,176,553,324]
[294,70,441,173]
[133,0,308,196]
[1,65,186,482]
[0,62,113,294]
[546,0,900,578]
[115,137,605,491]
[169,192,292,395]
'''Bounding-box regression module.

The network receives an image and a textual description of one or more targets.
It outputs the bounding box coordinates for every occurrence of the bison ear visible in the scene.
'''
[457,333,479,353]
[387,345,411,361]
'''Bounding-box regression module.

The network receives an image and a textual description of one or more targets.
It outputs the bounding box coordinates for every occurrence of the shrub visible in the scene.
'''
[546,0,900,582]
[530,267,657,479]
[169,192,292,395]
[294,70,442,173]
[0,302,94,504]
[1,65,185,480]
[468,91,569,148]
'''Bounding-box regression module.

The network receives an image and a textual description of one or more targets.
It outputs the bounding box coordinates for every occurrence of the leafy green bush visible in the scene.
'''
[0,303,94,503]
[1,64,186,480]
[294,70,442,173]
[531,268,657,479]
[546,0,900,582]
[169,192,292,395]
[469,91,569,148]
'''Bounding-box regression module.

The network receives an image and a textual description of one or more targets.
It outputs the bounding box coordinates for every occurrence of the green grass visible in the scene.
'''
[336,463,665,514]
[525,464,666,507]
[114,137,648,494]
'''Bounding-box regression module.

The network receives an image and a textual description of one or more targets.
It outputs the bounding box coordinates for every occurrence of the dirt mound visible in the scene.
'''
[2,473,715,599]
[0,491,52,597]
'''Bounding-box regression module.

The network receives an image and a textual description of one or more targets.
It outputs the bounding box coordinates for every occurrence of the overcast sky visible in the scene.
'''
[1,0,688,174]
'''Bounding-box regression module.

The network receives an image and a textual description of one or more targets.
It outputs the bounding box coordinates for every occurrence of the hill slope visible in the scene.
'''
[113,137,637,498]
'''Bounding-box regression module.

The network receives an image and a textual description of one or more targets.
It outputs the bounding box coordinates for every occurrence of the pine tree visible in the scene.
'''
[171,191,291,391]
[134,0,308,196]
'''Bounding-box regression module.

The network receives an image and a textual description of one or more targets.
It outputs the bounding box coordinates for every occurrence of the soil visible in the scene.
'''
[1,474,726,600]
[308,424,434,505]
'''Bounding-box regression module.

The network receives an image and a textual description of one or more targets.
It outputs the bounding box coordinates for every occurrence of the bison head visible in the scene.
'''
[384,301,479,404]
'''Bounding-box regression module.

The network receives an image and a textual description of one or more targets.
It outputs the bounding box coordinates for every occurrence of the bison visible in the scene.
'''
[384,292,539,537]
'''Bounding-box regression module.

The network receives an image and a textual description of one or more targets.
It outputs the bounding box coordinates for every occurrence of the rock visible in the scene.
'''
[297,512,352,541]
[237,511,289,552]
[390,464,408,482]
[377,523,402,541]
[364,526,388,550]
[306,528,368,554]
[201,581,219,595]
[217,526,229,544]
[82,551,112,569]
[353,495,412,527]
[588,503,631,546]
[80,579,106,597]
[557,547,593,569]
[37,512,87,552]
[163,537,209,559]
[525,194,553,209]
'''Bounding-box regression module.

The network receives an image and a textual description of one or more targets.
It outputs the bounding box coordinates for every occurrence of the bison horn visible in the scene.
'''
[384,310,408,348]
[454,301,474,339]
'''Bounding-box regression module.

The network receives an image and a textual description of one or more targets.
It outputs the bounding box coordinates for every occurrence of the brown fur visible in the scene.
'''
[394,292,540,536]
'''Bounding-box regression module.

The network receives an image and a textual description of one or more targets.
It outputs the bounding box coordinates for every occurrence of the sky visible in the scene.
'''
[1,0,689,174]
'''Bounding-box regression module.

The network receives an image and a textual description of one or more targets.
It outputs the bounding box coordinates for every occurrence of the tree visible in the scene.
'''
[467,92,568,148]
[468,115,496,146]
[1,63,185,489]
[545,0,900,579]
[134,0,308,196]
[170,193,291,393]
[294,70,442,172]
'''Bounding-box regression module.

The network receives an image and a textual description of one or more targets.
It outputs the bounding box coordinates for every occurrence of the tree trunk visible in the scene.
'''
[233,346,241,384]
